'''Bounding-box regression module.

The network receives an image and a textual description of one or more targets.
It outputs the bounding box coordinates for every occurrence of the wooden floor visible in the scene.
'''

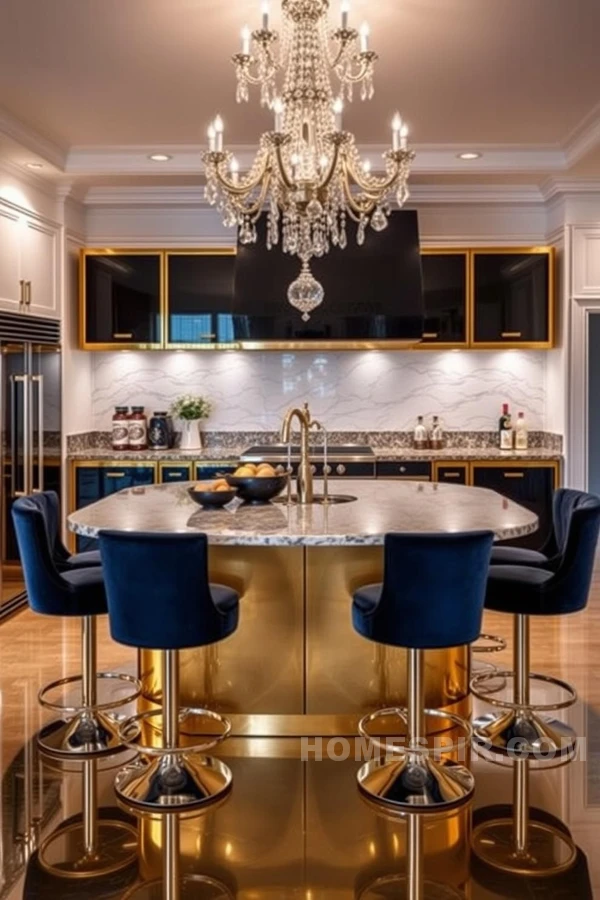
[0,560,598,898]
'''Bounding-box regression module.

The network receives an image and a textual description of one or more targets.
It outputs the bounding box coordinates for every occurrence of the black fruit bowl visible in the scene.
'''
[225,474,289,504]
[187,487,238,508]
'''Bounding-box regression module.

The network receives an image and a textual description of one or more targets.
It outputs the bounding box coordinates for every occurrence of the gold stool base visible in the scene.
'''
[473,710,577,760]
[472,818,577,876]
[357,755,474,813]
[121,874,234,899]
[114,754,232,813]
[38,819,138,879]
[358,875,465,899]
[38,711,125,759]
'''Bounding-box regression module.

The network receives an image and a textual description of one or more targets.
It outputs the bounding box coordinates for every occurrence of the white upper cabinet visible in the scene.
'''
[0,204,23,313]
[572,226,600,298]
[0,199,60,319]
[21,217,58,318]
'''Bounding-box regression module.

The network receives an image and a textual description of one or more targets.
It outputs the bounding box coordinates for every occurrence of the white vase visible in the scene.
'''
[179,419,203,451]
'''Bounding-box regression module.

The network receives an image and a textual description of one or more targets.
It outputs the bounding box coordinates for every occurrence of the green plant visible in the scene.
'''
[170,394,212,421]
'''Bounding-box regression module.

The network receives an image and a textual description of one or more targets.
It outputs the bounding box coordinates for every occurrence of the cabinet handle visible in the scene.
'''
[501,331,522,338]
[112,333,133,339]
[422,332,439,339]
[336,464,346,475]
[443,472,461,479]
[166,472,183,478]
[503,472,525,479]
[198,333,217,339]
[105,472,126,478]
[19,279,25,306]
[26,281,32,305]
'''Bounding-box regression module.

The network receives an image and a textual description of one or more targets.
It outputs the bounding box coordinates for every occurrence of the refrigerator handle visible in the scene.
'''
[11,375,28,498]
[32,375,44,493]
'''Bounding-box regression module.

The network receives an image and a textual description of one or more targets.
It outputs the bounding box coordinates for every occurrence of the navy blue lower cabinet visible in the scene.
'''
[471,464,558,551]
[74,464,155,551]
[159,464,193,483]
[433,464,469,485]
[74,467,103,552]
[376,461,432,480]
[195,462,237,481]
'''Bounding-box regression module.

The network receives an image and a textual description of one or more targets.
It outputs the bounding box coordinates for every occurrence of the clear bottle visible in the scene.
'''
[413,415,429,450]
[499,403,513,451]
[515,411,528,450]
[430,415,445,450]
[111,406,130,451]
[128,406,148,451]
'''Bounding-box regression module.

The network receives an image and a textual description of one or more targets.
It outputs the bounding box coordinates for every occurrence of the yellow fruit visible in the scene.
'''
[213,479,229,489]
[233,466,255,477]
[256,465,276,477]
[216,484,232,492]
[194,482,214,492]
[244,463,258,473]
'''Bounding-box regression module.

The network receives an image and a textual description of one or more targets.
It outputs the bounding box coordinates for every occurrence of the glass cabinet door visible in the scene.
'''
[472,251,551,345]
[83,252,162,347]
[166,252,235,347]
[420,252,468,345]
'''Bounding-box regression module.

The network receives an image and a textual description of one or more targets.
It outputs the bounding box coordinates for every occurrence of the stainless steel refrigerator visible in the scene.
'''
[0,312,61,620]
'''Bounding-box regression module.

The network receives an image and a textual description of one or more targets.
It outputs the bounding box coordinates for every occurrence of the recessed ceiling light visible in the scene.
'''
[457,152,482,160]
[26,162,44,169]
[148,153,172,162]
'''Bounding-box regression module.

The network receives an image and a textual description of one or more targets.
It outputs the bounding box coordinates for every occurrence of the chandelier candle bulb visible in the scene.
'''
[360,22,370,53]
[362,159,371,174]
[273,97,284,131]
[333,98,344,131]
[214,115,224,152]
[207,124,216,152]
[262,0,270,30]
[341,0,350,29]
[392,113,402,151]
[400,124,409,151]
[230,157,240,183]
[241,26,251,55]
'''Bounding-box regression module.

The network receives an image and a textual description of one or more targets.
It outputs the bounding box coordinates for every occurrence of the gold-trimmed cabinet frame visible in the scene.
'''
[417,248,471,350]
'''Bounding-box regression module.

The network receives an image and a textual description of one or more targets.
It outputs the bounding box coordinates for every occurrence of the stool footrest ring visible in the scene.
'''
[358,706,472,757]
[38,672,141,716]
[470,670,577,713]
[473,633,507,654]
[118,707,231,757]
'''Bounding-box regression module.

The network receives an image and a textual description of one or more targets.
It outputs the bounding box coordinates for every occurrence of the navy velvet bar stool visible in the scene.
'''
[26,490,101,570]
[353,531,494,812]
[12,496,140,759]
[99,530,239,813]
[490,488,574,569]
[472,489,600,759]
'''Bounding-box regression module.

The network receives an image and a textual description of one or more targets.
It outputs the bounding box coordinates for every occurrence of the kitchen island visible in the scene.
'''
[68,480,537,736]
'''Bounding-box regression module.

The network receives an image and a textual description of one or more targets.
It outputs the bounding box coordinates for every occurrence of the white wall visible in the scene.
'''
[91,348,547,433]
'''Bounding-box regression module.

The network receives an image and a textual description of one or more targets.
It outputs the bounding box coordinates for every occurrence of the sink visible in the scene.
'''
[273,494,357,506]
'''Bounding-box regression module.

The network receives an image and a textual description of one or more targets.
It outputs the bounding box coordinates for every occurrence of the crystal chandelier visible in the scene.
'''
[203,0,415,321]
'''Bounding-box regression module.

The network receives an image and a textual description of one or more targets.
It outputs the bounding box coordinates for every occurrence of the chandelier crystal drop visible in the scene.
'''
[203,0,415,320]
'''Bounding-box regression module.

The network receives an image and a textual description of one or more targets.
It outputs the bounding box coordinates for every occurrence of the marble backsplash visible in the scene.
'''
[89,349,548,434]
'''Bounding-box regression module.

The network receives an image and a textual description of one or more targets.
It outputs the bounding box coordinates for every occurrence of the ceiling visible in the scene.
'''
[1,0,600,191]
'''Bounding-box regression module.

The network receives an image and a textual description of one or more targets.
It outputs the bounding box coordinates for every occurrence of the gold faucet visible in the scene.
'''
[280,401,314,504]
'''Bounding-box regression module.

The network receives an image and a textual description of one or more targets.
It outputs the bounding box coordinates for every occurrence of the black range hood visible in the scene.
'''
[232,210,424,347]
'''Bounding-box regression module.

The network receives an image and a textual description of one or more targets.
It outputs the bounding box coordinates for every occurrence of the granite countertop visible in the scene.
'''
[68,480,538,547]
[66,446,562,462]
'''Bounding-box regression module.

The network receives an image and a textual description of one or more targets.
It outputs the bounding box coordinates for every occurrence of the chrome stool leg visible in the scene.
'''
[471,633,507,697]
[472,615,577,760]
[38,617,141,759]
[357,649,474,812]
[115,649,232,813]
[38,758,138,878]
[472,756,576,876]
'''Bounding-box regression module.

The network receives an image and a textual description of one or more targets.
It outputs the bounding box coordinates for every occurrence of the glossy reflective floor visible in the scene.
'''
[0,560,598,899]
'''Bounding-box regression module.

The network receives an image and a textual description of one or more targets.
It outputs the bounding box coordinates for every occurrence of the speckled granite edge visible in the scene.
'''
[67,430,563,457]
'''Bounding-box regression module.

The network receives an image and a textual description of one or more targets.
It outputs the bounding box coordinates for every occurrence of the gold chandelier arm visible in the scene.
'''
[243,170,274,219]
[346,159,401,197]
[209,157,270,197]
[341,166,377,217]
[335,51,377,85]
[274,143,295,190]
[318,140,342,190]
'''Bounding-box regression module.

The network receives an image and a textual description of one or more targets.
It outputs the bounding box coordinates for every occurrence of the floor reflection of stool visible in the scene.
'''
[38,758,138,879]
[12,496,140,759]
[472,757,576,876]
[352,531,494,812]
[99,531,239,813]
[472,490,600,760]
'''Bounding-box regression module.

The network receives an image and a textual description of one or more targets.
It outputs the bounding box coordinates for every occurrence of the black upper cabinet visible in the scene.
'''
[472,250,553,346]
[420,252,467,345]
[166,252,235,347]
[83,252,162,348]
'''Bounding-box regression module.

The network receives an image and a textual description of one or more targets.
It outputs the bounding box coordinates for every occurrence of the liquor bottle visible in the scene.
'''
[413,415,429,450]
[430,415,445,451]
[515,411,528,450]
[499,403,513,451]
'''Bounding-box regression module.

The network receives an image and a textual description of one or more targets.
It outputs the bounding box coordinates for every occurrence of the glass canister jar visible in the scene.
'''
[111,407,130,451]
[148,412,170,451]
[128,406,148,451]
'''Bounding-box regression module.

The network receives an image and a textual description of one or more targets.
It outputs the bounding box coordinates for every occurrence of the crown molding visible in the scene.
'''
[541,177,600,201]
[0,158,62,204]
[0,106,67,170]
[563,102,600,167]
